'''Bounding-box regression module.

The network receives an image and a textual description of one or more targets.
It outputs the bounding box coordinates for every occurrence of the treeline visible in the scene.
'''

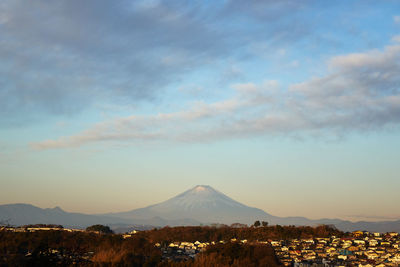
[23,224,64,228]
[136,224,343,243]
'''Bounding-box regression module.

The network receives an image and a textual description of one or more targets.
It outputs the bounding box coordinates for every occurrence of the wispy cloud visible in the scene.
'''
[0,0,315,127]
[32,40,400,149]
[392,35,400,43]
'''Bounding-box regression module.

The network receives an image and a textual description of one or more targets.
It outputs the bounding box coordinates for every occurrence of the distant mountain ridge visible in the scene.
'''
[0,203,131,228]
[1,186,400,233]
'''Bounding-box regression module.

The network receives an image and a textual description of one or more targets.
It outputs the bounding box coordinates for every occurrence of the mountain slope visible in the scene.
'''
[107,185,270,225]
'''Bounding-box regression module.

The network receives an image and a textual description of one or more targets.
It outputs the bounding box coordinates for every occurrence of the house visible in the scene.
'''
[353,231,364,238]
[369,239,379,246]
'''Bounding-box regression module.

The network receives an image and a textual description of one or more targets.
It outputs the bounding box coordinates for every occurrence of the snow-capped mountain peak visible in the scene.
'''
[115,185,270,225]
[193,185,208,192]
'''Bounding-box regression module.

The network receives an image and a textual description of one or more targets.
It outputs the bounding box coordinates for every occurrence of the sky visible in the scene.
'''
[1,0,400,222]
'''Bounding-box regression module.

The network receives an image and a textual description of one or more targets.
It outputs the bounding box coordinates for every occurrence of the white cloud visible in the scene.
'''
[32,41,400,150]
[329,46,400,70]
[394,15,400,24]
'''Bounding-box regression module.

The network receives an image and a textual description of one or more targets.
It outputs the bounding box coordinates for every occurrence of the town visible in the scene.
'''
[271,231,400,266]
[150,230,400,266]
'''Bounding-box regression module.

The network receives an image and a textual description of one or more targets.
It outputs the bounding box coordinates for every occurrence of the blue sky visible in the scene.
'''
[1,0,400,221]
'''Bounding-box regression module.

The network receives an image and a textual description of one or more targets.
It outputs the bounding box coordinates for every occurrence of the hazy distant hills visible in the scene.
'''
[0,203,130,228]
[1,185,399,233]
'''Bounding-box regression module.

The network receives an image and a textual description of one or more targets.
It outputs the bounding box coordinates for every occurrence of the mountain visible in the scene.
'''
[1,186,400,233]
[103,185,400,232]
[106,185,269,225]
[0,203,130,228]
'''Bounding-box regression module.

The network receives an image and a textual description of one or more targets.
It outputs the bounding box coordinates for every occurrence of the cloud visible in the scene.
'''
[392,35,400,43]
[222,0,308,22]
[0,0,316,128]
[289,44,400,131]
[0,0,227,127]
[394,15,400,24]
[32,41,400,149]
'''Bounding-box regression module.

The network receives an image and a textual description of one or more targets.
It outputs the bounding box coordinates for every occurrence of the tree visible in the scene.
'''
[253,220,261,227]
[261,221,268,227]
[86,224,113,234]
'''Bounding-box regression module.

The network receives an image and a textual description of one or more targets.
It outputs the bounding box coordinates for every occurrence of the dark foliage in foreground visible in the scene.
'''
[0,231,160,266]
[163,242,280,267]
